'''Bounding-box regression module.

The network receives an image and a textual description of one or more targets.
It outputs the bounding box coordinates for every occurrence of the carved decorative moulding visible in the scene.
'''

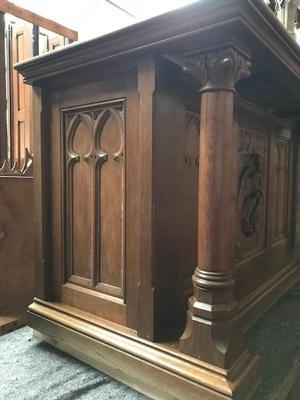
[62,99,126,299]
[193,268,234,290]
[271,138,290,244]
[184,108,200,167]
[0,148,33,177]
[165,46,251,93]
[239,152,264,238]
[235,128,268,263]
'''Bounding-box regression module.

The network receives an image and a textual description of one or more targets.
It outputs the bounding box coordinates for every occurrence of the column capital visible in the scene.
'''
[166,46,251,93]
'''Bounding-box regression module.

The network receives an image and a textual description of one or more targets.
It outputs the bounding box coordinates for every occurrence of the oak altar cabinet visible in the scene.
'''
[15,1,300,399]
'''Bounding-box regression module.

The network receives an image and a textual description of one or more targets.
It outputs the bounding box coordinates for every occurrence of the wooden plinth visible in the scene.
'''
[0,306,27,335]
[239,261,300,332]
[28,300,261,400]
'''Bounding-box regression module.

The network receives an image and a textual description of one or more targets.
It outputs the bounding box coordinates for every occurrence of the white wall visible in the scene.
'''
[12,0,198,41]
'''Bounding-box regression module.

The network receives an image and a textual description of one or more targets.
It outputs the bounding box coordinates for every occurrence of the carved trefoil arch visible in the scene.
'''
[63,99,126,299]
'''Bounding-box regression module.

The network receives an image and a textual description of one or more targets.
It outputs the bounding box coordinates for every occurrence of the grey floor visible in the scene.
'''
[0,329,147,400]
[0,282,300,400]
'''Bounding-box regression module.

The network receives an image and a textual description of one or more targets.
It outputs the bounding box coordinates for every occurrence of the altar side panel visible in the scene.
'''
[234,107,295,302]
[267,132,294,271]
[152,67,200,339]
[63,101,125,298]
[47,72,139,327]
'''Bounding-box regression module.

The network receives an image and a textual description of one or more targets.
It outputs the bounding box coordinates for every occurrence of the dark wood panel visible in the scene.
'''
[0,12,7,161]
[183,108,199,296]
[63,101,126,298]
[148,60,200,340]
[97,108,125,293]
[65,114,93,285]
[269,137,290,244]
[235,127,268,263]
[0,177,34,311]
[15,2,300,398]
[47,72,138,326]
[234,104,296,302]
[11,21,33,167]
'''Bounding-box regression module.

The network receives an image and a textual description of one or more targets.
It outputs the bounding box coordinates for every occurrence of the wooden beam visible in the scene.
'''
[0,11,7,162]
[0,0,78,41]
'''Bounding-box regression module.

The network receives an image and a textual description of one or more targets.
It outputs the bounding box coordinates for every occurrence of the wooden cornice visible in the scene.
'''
[0,0,78,41]
[15,0,299,85]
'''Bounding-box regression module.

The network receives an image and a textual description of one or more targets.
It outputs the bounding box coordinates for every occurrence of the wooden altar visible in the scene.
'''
[16,0,300,399]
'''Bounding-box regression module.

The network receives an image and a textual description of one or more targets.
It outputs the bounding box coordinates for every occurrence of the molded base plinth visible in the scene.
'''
[238,261,300,332]
[28,300,261,400]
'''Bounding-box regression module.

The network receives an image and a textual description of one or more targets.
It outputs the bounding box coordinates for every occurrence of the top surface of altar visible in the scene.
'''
[15,0,300,118]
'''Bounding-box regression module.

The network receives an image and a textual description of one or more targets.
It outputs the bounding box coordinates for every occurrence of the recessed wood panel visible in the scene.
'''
[68,116,93,282]
[236,128,268,263]
[17,121,26,162]
[16,33,25,110]
[183,108,199,295]
[63,100,125,298]
[11,22,33,169]
[0,177,34,312]
[97,110,125,293]
[270,138,290,244]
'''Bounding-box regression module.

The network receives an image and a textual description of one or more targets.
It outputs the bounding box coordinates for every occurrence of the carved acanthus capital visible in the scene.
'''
[166,47,251,93]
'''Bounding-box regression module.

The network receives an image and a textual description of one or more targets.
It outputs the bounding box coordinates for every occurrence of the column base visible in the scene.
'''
[28,299,261,400]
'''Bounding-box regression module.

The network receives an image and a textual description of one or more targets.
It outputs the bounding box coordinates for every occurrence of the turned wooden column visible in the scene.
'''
[172,47,251,369]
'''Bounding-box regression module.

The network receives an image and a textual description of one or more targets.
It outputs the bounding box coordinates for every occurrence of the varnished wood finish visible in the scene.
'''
[0,12,6,161]
[234,101,299,303]
[16,1,300,399]
[0,177,34,315]
[137,58,156,340]
[63,100,126,296]
[0,2,78,165]
[0,305,27,335]
[28,300,261,400]
[45,71,140,327]
[0,3,77,334]
[11,21,33,168]
[174,47,252,368]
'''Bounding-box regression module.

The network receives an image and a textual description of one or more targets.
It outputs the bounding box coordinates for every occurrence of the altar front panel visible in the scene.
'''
[47,71,140,327]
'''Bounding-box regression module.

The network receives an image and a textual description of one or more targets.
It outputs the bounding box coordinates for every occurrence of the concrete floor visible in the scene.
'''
[0,327,147,400]
[0,281,300,400]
